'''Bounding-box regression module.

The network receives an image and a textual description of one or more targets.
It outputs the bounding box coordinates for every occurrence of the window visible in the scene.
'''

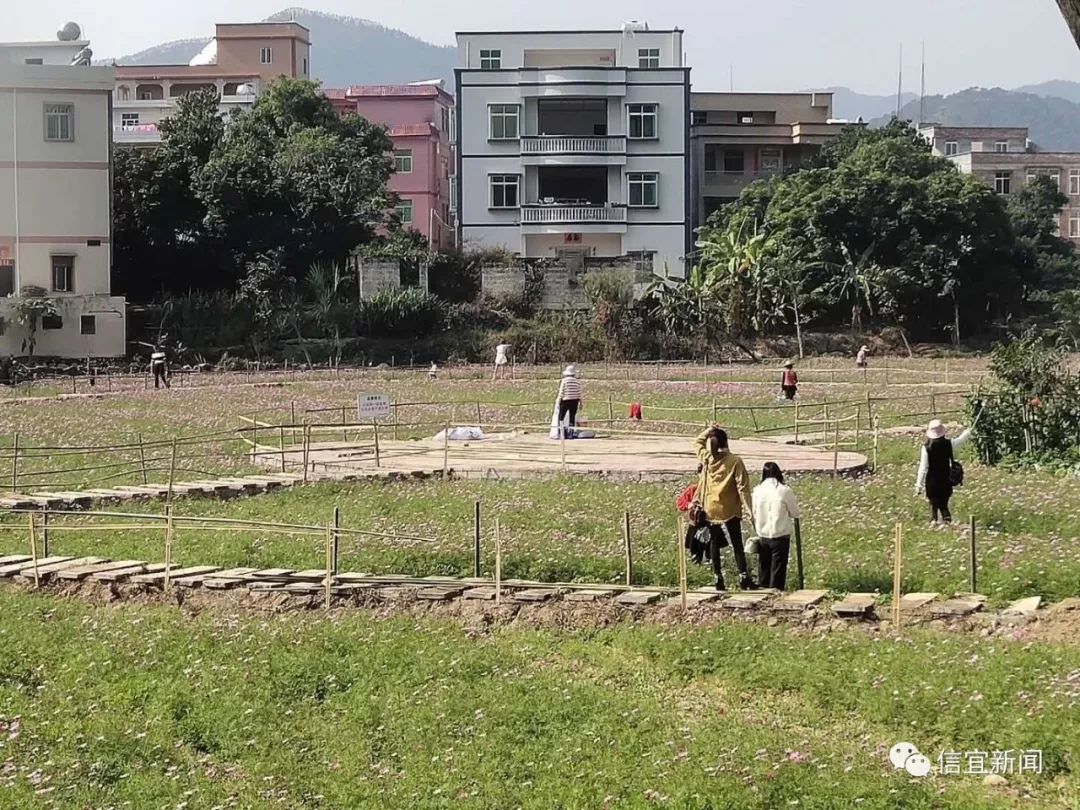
[489,104,520,140]
[723,149,745,174]
[629,251,655,274]
[944,141,958,156]
[80,315,96,335]
[627,172,659,207]
[760,148,782,172]
[489,175,519,209]
[395,200,413,225]
[394,149,413,173]
[260,47,273,65]
[44,103,74,142]
[480,49,501,69]
[42,314,62,331]
[121,113,140,129]
[690,110,706,126]
[995,141,1009,153]
[1071,170,1080,196]
[449,176,457,212]
[25,58,44,65]
[738,111,755,124]
[1070,214,1080,239]
[638,48,660,69]
[1027,168,1061,189]
[51,256,74,292]
[449,108,457,143]
[994,171,1012,195]
[303,57,308,75]
[0,263,12,297]
[139,90,154,100]
[628,104,658,139]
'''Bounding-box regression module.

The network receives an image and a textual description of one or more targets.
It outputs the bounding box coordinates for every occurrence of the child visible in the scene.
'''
[676,465,710,565]
[780,361,798,401]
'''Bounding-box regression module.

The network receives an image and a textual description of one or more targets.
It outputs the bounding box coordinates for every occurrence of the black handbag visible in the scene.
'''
[950,460,965,487]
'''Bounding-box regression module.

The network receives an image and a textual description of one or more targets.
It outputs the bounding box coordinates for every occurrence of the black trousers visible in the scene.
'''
[557,398,580,427]
[757,535,791,591]
[152,364,169,389]
[928,493,952,523]
[782,385,797,400]
[709,518,750,584]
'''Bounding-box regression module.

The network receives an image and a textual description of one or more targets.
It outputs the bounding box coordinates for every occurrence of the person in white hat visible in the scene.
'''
[492,343,511,381]
[855,345,869,369]
[915,417,976,524]
[556,365,584,435]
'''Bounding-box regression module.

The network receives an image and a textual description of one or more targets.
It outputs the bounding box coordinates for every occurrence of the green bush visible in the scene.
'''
[968,331,1080,468]
[355,288,444,338]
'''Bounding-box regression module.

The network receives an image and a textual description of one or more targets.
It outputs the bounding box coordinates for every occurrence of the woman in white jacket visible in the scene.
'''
[751,462,801,590]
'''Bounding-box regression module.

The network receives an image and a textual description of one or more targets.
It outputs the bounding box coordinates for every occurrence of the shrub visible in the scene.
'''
[968,331,1080,468]
[356,288,444,338]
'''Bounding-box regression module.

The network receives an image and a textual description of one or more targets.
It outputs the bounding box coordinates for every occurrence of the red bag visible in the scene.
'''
[676,484,698,513]
[629,403,643,420]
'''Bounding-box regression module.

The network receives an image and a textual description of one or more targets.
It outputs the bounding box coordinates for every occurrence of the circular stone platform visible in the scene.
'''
[277,431,868,480]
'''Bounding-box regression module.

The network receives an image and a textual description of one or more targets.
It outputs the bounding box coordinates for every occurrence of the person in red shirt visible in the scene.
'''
[780,361,798,401]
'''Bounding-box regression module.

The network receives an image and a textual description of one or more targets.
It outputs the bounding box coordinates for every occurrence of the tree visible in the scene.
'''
[301,262,353,367]
[11,288,58,358]
[1008,175,1080,302]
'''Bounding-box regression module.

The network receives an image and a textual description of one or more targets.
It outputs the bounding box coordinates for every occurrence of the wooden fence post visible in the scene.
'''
[969,515,977,594]
[138,433,149,485]
[865,391,873,427]
[163,504,174,595]
[373,420,381,468]
[28,512,40,589]
[290,400,296,428]
[494,518,503,606]
[560,426,567,472]
[832,419,840,477]
[303,423,311,484]
[476,401,482,427]
[332,506,341,576]
[279,425,287,473]
[10,432,18,492]
[473,501,482,578]
[166,438,178,505]
[677,515,687,611]
[892,522,903,628]
[392,401,399,440]
[341,406,348,443]
[623,510,633,587]
[711,397,718,424]
[793,517,805,591]
[607,393,614,424]
[443,417,450,478]
[42,510,50,558]
[872,418,880,473]
[794,402,800,443]
[324,521,333,609]
[252,412,258,462]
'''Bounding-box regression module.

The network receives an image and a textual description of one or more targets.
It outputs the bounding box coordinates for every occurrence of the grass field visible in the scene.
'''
[1,589,1078,808]
[1,357,1079,808]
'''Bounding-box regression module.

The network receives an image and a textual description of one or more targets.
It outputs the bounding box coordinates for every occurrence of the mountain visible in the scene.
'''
[104,8,456,87]
[881,87,1080,151]
[1012,79,1080,104]
[807,86,917,122]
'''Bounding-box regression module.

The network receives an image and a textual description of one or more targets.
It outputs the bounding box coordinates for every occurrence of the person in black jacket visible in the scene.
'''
[915,418,974,524]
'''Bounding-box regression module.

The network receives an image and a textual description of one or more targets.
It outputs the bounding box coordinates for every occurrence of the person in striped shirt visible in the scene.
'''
[556,365,583,432]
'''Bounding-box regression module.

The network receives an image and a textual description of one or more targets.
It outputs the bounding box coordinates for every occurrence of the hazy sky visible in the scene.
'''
[8,0,1080,95]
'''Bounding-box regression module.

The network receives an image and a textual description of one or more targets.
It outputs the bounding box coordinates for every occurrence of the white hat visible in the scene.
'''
[860,345,869,351]
[562,365,577,377]
[926,419,947,440]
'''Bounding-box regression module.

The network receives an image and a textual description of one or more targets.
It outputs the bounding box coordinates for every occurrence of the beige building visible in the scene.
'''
[0,37,125,357]
[920,124,1080,246]
[113,22,311,146]
[690,91,848,230]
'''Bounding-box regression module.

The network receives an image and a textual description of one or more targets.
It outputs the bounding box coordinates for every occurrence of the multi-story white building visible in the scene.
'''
[112,21,311,147]
[455,26,691,278]
[0,36,126,357]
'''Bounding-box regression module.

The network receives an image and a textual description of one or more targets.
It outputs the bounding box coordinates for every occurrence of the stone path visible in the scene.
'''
[0,553,1048,626]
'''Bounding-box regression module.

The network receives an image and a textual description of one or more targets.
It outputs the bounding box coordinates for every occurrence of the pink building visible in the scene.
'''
[327,84,455,250]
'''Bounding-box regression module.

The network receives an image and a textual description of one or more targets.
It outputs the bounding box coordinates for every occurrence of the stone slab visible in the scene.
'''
[202,568,261,589]
[664,591,721,607]
[774,589,829,611]
[130,566,219,585]
[462,586,498,601]
[93,563,167,582]
[0,555,31,565]
[1002,597,1042,615]
[564,589,619,602]
[832,593,878,617]
[899,592,939,611]
[930,596,986,617]
[15,557,107,581]
[418,585,467,601]
[56,560,146,581]
[615,590,664,606]
[513,588,560,603]
[718,591,773,609]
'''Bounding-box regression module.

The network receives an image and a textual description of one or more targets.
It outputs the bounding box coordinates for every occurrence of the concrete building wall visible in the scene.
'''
[457,30,684,69]
[0,61,124,357]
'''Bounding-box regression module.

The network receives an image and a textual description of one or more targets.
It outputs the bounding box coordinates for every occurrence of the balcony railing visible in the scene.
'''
[521,204,627,224]
[521,135,626,155]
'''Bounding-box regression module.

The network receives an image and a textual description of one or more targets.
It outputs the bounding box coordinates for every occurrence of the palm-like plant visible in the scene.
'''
[830,243,879,332]
[303,262,352,366]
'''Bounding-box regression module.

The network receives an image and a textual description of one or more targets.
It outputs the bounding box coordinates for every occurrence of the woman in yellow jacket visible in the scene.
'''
[695,426,756,591]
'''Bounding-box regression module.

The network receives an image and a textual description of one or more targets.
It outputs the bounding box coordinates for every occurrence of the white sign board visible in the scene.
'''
[357,393,391,421]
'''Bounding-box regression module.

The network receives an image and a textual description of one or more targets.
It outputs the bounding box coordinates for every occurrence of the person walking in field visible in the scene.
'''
[915,417,977,525]
[492,343,511,380]
[751,462,800,590]
[780,361,799,401]
[694,426,756,591]
[855,344,869,369]
[150,347,170,389]
[556,365,583,434]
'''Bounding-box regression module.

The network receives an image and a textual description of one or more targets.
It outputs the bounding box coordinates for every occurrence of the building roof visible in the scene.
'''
[455,28,682,35]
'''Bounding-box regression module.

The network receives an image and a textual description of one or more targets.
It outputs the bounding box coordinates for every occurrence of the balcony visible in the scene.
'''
[521,134,626,166]
[520,203,627,234]
[113,124,161,145]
